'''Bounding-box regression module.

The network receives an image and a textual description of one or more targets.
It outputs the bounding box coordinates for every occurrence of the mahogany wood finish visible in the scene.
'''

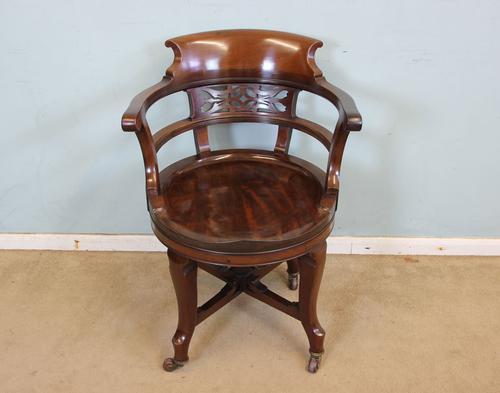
[163,250,197,371]
[121,29,362,373]
[298,242,327,373]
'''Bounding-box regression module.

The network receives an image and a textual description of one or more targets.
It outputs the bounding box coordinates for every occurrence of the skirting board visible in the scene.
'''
[0,234,499,256]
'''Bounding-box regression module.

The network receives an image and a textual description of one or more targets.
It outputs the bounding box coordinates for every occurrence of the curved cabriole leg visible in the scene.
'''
[163,250,198,372]
[286,259,299,290]
[298,241,327,373]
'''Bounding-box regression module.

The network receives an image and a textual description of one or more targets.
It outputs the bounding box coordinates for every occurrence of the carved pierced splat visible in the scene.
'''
[198,85,288,114]
[188,84,297,118]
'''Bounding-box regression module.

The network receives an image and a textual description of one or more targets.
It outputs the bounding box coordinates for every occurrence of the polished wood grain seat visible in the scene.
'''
[122,29,362,374]
[151,150,334,255]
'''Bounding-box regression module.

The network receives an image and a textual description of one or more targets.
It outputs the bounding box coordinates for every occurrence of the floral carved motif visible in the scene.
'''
[189,84,296,117]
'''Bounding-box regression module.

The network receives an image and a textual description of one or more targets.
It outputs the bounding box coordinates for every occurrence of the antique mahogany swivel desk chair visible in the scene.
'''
[121,30,362,373]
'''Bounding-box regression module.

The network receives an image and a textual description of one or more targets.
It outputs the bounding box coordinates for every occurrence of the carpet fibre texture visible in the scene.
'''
[0,251,499,393]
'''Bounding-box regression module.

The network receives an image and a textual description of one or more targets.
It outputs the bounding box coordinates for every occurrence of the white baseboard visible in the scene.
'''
[0,234,499,256]
[0,234,167,252]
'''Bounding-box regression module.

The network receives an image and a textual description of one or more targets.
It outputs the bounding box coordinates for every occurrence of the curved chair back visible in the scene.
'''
[122,29,362,207]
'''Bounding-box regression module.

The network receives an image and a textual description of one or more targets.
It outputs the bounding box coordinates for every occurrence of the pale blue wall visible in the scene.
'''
[1,0,499,236]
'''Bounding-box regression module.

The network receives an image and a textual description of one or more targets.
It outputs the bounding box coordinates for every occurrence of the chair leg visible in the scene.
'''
[163,250,198,372]
[298,241,326,373]
[286,259,299,290]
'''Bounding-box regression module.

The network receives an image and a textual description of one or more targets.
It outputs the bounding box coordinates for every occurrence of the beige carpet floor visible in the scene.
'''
[0,251,499,393]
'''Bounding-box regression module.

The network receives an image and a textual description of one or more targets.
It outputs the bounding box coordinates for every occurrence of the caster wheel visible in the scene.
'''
[307,352,322,373]
[288,273,298,290]
[163,357,184,372]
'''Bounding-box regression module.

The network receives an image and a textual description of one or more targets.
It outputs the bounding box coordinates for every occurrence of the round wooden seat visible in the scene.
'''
[150,150,334,258]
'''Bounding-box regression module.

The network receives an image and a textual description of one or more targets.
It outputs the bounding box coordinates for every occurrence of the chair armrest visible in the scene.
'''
[121,77,173,132]
[316,78,362,132]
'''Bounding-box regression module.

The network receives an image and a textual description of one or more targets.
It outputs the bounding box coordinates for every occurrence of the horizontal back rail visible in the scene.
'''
[152,115,332,153]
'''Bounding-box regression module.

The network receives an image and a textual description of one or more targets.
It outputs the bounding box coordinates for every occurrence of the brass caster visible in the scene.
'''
[288,273,299,290]
[307,352,323,373]
[163,357,185,372]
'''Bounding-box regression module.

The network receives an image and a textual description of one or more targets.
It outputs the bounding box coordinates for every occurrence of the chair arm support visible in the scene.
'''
[326,113,349,189]
[135,129,161,197]
[316,78,362,132]
[121,77,176,198]
[321,116,350,210]
[312,78,362,209]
